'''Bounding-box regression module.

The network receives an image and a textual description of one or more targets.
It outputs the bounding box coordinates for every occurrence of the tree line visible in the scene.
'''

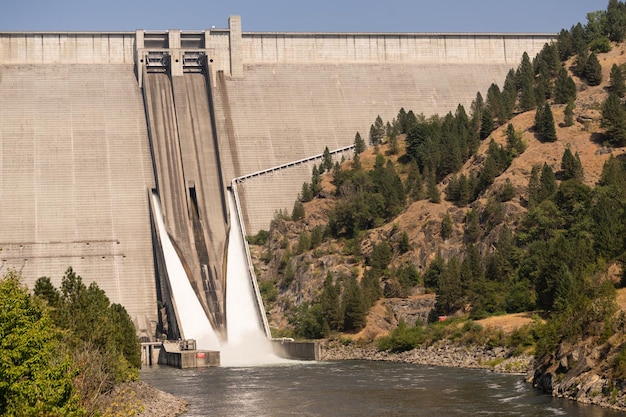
[0,268,141,416]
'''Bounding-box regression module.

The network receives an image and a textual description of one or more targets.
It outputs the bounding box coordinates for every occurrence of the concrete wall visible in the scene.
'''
[239,32,553,65]
[0,63,157,337]
[272,340,321,361]
[0,32,135,63]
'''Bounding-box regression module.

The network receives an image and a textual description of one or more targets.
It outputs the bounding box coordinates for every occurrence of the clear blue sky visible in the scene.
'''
[0,0,610,33]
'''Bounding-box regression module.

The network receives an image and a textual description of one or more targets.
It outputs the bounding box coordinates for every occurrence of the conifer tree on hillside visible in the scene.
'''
[564,100,575,127]
[607,0,626,42]
[602,92,626,146]
[583,52,603,86]
[554,67,577,104]
[610,63,626,97]
[479,108,495,140]
[561,147,585,182]
[535,104,557,142]
[354,132,366,154]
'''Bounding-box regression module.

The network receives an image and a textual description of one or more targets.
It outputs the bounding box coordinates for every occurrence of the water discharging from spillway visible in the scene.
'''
[221,189,287,366]
[151,192,221,351]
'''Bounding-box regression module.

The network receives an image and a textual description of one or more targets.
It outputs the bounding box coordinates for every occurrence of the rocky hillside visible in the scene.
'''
[250,40,626,339]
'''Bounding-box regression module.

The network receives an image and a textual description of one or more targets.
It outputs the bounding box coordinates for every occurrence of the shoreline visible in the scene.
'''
[129,340,626,416]
[320,339,534,375]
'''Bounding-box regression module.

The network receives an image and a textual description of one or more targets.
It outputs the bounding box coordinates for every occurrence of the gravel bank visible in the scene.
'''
[321,339,534,374]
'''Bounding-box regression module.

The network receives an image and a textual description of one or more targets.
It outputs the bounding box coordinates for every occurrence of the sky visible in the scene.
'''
[0,0,611,33]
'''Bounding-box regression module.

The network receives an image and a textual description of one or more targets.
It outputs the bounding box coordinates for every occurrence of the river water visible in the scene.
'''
[140,360,626,416]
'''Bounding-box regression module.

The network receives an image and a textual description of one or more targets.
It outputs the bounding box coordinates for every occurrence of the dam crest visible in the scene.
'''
[0,17,553,343]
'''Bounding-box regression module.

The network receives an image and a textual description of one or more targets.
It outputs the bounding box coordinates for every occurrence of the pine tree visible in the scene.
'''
[573,48,588,78]
[528,164,541,207]
[441,213,453,240]
[554,67,577,104]
[607,0,626,42]
[602,92,626,146]
[583,52,603,86]
[480,107,494,140]
[561,147,584,182]
[518,52,536,112]
[341,275,367,331]
[322,146,333,172]
[564,100,575,127]
[541,104,557,142]
[539,163,558,201]
[354,132,366,154]
[425,166,440,203]
[464,208,480,242]
[610,63,626,97]
[406,161,424,201]
[486,83,504,123]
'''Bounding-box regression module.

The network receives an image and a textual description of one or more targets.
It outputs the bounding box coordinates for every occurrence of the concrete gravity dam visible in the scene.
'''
[0,16,553,344]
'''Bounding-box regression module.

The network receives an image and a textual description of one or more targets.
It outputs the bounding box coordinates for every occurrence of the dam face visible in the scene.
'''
[0,17,553,339]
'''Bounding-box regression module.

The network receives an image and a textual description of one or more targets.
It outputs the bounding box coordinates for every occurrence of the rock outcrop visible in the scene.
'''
[530,336,626,412]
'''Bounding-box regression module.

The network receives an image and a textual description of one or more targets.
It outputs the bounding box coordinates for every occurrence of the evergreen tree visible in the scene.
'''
[542,104,557,142]
[464,208,480,242]
[573,48,589,78]
[351,153,362,171]
[583,52,603,86]
[369,115,385,145]
[502,69,517,120]
[322,146,333,172]
[535,104,557,142]
[441,213,453,240]
[505,123,526,156]
[564,100,575,127]
[560,147,584,182]
[319,273,342,332]
[610,63,626,97]
[607,0,626,42]
[602,92,626,146]
[554,67,577,104]
[425,166,440,203]
[435,257,463,315]
[470,92,485,133]
[406,161,424,201]
[354,132,366,154]
[539,163,558,201]
[300,182,313,202]
[557,28,574,61]
[292,200,305,220]
[479,107,494,140]
[499,178,516,202]
[528,164,542,207]
[341,275,368,331]
[486,83,504,123]
[518,52,536,112]
[571,23,587,56]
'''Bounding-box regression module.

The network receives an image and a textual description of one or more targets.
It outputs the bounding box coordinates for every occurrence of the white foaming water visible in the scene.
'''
[151,192,221,351]
[222,189,288,367]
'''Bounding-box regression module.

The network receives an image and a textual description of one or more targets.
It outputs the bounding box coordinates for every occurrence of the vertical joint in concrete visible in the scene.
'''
[228,16,243,78]
[135,30,145,87]
[169,30,183,77]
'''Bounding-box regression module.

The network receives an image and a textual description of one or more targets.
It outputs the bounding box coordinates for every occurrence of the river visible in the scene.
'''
[140,360,626,416]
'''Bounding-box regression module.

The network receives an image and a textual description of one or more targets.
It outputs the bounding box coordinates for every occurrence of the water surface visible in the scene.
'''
[141,361,626,416]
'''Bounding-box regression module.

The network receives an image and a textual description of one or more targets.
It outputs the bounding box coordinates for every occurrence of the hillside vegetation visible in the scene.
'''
[250,0,626,410]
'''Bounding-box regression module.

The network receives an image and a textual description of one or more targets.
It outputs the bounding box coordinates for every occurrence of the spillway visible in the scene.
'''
[151,191,220,351]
